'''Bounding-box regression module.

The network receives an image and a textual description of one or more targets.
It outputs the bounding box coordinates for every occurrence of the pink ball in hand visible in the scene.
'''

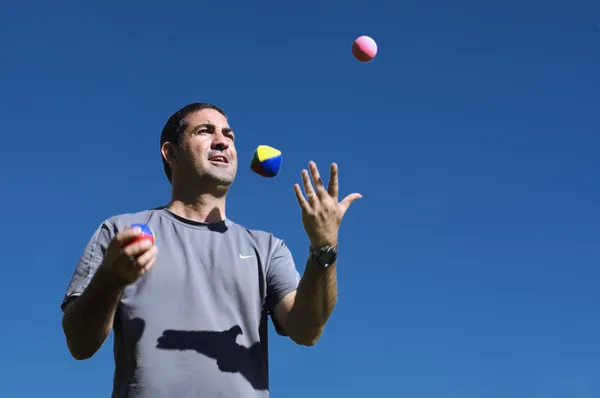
[352,35,378,62]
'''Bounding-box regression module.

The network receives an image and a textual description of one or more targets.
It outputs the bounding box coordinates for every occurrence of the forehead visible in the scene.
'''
[185,109,229,129]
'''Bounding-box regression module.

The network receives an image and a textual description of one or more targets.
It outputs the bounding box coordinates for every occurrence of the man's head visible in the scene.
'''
[160,103,238,190]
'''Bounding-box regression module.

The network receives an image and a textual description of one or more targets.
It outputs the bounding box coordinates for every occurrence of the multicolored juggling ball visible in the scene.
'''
[250,145,282,177]
[131,223,155,245]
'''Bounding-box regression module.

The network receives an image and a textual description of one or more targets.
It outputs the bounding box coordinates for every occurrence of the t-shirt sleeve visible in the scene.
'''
[265,238,301,335]
[60,220,116,312]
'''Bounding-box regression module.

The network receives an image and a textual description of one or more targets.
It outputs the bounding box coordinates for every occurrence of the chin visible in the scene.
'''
[193,164,237,186]
[208,172,236,186]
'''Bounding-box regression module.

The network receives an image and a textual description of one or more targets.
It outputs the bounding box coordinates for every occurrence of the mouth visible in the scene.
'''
[208,155,229,164]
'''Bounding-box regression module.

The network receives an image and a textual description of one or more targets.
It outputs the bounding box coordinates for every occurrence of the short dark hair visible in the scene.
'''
[160,102,227,183]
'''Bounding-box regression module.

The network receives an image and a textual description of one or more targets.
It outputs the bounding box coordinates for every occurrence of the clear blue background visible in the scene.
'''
[1,1,599,397]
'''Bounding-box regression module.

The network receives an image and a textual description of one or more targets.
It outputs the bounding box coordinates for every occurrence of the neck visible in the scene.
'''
[167,181,228,223]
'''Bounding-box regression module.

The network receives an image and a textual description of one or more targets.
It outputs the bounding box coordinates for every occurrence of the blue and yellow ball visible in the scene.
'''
[250,145,282,177]
[131,223,155,245]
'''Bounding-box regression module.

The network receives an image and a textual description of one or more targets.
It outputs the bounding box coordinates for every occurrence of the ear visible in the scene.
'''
[161,142,177,165]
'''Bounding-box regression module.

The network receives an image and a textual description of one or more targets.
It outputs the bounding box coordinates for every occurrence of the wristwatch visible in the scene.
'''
[309,245,338,269]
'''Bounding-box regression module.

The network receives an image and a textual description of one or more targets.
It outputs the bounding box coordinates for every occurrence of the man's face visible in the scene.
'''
[174,108,238,187]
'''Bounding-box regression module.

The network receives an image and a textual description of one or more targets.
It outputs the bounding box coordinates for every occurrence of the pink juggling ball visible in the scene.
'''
[352,36,378,62]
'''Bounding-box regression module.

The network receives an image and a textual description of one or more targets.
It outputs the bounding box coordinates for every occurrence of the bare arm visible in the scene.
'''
[277,161,360,346]
[274,255,337,346]
[62,267,126,360]
[61,226,156,360]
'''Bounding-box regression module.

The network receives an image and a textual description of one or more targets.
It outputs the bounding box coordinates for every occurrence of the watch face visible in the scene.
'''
[317,247,337,267]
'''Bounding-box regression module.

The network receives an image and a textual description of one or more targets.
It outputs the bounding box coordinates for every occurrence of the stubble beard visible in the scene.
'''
[199,161,237,187]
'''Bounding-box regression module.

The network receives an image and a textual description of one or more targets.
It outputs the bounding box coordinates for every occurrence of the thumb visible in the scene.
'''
[340,193,362,214]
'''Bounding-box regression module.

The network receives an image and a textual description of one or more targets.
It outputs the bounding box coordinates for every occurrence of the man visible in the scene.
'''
[60,103,361,397]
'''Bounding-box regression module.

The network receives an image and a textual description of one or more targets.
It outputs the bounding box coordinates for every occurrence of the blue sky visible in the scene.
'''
[1,0,599,397]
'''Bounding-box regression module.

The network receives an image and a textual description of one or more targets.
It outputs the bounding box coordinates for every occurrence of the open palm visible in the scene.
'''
[293,161,362,248]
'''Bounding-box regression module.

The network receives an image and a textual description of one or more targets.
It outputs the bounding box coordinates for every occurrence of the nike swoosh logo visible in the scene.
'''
[239,254,254,259]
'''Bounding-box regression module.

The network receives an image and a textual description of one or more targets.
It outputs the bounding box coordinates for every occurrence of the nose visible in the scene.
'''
[211,131,230,151]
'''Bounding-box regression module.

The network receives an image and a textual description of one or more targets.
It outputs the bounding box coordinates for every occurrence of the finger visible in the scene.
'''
[301,169,317,201]
[339,193,363,214]
[327,163,339,200]
[308,161,327,194]
[140,256,156,273]
[115,226,143,246]
[293,184,309,211]
[136,244,157,270]
[122,239,153,258]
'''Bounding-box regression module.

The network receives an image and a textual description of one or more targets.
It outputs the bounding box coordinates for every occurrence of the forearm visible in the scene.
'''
[62,266,125,360]
[287,256,338,346]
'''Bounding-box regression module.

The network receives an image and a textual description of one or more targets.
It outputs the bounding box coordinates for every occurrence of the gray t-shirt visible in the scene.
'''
[61,207,301,398]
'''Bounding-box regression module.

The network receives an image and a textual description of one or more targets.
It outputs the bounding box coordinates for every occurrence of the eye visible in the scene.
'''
[193,128,211,137]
